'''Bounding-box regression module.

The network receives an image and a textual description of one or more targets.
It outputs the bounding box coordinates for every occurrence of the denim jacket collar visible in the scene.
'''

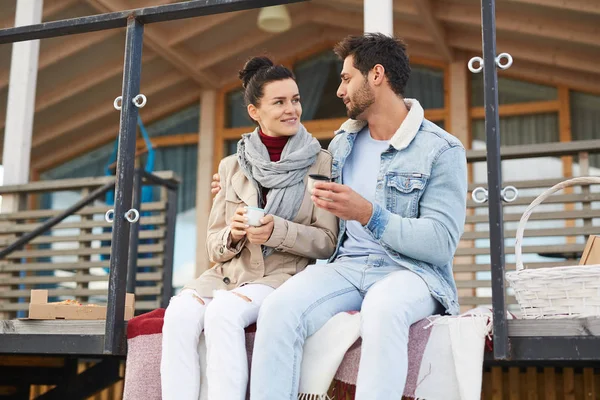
[334,98,424,151]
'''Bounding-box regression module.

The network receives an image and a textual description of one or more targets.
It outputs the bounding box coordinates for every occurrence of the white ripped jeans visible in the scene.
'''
[160,284,274,400]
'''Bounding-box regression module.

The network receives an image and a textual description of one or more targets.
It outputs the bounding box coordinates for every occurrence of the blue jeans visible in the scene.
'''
[250,255,440,400]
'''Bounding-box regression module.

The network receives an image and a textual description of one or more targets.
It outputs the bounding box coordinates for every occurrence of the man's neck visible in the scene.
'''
[366,95,408,141]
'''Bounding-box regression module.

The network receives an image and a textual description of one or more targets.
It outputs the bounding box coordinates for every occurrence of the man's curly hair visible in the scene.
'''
[334,33,411,97]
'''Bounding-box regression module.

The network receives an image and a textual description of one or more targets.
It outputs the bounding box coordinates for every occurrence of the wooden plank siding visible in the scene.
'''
[0,173,178,319]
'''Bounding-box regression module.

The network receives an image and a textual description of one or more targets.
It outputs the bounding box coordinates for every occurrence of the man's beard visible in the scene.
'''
[347,80,375,120]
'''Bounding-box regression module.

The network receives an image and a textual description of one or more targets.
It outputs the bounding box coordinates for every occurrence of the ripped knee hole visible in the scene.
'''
[231,292,252,303]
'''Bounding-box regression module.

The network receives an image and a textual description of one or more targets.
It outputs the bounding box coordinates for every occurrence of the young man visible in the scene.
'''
[213,33,467,399]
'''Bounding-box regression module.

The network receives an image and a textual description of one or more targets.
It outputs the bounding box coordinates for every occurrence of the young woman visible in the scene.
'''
[160,56,338,400]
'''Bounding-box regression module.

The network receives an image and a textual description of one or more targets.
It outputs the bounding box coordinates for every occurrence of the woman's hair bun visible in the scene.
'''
[239,56,274,88]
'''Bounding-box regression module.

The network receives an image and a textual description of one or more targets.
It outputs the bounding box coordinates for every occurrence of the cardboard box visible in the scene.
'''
[28,290,135,320]
[580,235,600,265]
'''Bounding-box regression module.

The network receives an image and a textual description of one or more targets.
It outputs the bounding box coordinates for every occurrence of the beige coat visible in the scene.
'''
[185,149,338,297]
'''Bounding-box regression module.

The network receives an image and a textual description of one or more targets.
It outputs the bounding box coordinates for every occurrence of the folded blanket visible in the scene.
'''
[123,309,165,400]
[332,308,493,400]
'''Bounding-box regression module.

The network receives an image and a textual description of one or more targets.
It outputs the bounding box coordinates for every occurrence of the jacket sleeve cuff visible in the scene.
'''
[264,215,297,251]
[364,202,391,240]
[221,226,246,254]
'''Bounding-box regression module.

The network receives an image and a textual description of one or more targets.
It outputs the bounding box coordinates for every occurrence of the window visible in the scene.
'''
[405,66,445,109]
[225,89,249,128]
[471,76,557,107]
[294,51,346,121]
[571,91,600,168]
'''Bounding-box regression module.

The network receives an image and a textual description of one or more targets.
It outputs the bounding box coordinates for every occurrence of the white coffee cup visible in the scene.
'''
[246,206,265,227]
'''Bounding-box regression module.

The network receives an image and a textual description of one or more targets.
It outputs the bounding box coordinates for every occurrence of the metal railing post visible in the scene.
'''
[104,16,144,355]
[480,0,509,360]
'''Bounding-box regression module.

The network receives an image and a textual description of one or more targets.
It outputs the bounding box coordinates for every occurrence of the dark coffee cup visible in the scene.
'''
[308,174,332,200]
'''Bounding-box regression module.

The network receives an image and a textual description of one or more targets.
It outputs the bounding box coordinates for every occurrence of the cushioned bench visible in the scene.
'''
[123,307,492,400]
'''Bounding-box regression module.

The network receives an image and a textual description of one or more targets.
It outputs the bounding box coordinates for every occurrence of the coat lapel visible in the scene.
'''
[231,169,258,207]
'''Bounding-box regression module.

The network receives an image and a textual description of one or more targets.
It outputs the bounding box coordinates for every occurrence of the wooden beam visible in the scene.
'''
[319,26,446,64]
[34,90,200,171]
[196,90,216,278]
[559,85,574,241]
[501,59,600,95]
[310,5,431,44]
[413,0,453,61]
[470,100,560,119]
[42,0,80,20]
[436,2,600,48]
[213,88,226,174]
[167,10,251,46]
[145,133,199,148]
[558,86,572,144]
[0,0,78,29]
[500,0,600,15]
[449,56,469,146]
[0,30,119,92]
[448,54,474,301]
[85,0,219,88]
[425,108,446,121]
[32,72,187,149]
[195,9,312,71]
[449,29,600,75]
[319,0,417,16]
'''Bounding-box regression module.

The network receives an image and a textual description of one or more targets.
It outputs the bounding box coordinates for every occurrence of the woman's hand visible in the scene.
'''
[211,174,222,196]
[230,207,249,245]
[246,215,274,245]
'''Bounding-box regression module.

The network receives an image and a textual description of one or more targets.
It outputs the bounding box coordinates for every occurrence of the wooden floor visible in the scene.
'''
[509,318,600,336]
[0,319,113,335]
[4,318,599,337]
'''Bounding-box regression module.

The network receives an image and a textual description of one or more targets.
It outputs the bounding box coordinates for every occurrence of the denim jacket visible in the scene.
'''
[328,99,467,315]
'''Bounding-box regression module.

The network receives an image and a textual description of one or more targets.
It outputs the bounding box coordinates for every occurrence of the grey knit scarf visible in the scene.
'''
[237,124,321,256]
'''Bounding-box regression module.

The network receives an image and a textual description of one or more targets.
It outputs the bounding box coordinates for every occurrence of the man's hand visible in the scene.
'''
[311,182,373,225]
[245,215,275,245]
[230,207,249,245]
[211,173,222,196]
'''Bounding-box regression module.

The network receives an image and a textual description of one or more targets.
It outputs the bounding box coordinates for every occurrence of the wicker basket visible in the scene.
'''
[505,177,600,319]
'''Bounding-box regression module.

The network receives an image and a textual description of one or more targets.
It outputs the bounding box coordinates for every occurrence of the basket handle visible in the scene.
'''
[515,176,600,271]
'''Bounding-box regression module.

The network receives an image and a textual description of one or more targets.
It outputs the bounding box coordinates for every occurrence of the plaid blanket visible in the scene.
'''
[123,308,492,400]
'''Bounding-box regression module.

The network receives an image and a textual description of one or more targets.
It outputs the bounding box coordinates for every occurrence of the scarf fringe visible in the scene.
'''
[298,394,331,400]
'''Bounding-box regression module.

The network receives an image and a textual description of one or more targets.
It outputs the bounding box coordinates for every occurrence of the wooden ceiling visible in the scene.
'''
[0,0,598,171]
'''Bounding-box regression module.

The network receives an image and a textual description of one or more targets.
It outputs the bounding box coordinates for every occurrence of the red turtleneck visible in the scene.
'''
[259,128,289,162]
[259,129,289,205]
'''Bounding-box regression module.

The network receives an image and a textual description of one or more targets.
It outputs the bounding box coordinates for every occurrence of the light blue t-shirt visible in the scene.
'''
[337,127,390,258]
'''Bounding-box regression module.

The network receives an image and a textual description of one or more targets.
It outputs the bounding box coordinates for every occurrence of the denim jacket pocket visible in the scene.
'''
[385,173,427,217]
